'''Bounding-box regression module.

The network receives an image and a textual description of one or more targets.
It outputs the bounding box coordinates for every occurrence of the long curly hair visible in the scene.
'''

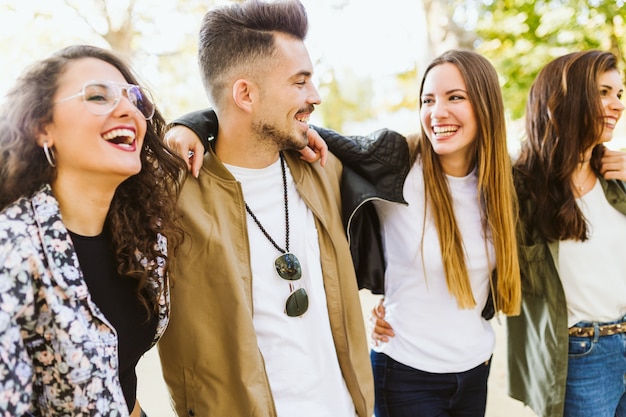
[0,45,187,315]
[411,49,521,315]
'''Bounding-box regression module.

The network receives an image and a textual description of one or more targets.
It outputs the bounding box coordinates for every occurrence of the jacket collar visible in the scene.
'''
[599,176,626,214]
[30,183,169,341]
[31,184,90,299]
[203,140,306,184]
[202,143,328,234]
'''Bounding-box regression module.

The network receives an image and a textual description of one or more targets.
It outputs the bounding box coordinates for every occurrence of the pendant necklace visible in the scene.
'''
[244,152,309,317]
[244,152,290,255]
[574,168,594,192]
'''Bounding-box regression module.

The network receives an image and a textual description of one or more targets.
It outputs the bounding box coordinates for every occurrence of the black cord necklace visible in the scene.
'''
[244,152,289,253]
[244,153,309,317]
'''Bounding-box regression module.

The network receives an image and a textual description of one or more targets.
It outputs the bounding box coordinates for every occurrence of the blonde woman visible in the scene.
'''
[348,49,521,417]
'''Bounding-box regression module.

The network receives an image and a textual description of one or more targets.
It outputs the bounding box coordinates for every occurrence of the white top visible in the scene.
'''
[371,159,495,373]
[559,179,626,327]
[225,158,356,417]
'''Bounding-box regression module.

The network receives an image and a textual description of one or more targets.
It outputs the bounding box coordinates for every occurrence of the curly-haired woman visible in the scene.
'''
[0,45,186,416]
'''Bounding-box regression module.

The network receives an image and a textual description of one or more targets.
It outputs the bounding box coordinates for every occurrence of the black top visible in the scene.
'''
[69,229,158,413]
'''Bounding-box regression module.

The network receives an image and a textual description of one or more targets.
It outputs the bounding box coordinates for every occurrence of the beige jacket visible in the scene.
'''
[158,147,374,417]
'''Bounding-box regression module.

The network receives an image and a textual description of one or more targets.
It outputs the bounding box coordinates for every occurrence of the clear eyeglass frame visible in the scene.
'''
[55,79,155,120]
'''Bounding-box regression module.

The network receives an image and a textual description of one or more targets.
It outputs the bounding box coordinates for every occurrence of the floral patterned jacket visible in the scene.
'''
[0,184,170,416]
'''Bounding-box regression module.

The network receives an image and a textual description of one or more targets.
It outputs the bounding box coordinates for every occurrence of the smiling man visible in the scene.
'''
[156,1,373,416]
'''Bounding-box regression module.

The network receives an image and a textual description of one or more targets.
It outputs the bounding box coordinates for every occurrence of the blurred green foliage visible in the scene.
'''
[314,0,626,130]
[470,0,626,119]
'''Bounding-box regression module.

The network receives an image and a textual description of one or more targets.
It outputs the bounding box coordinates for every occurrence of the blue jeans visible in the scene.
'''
[370,351,491,417]
[565,318,626,417]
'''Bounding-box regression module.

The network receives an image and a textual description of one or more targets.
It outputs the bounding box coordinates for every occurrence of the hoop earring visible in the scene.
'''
[43,141,56,167]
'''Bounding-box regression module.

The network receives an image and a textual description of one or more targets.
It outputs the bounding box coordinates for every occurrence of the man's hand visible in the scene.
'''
[369,298,395,347]
[164,125,205,178]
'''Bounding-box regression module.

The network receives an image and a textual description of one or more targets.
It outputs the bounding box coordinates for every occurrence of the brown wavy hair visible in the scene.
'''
[0,45,187,315]
[411,49,521,315]
[515,50,620,242]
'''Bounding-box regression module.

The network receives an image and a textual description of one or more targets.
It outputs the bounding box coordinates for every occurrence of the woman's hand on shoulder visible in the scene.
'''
[164,124,327,173]
[299,128,328,167]
[601,149,626,181]
[164,125,205,178]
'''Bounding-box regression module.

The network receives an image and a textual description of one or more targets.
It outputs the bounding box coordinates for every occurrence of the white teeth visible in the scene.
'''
[102,128,136,145]
[604,118,616,127]
[296,115,310,123]
[433,126,457,135]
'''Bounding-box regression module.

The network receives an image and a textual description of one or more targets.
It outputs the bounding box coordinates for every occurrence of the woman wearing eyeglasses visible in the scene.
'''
[0,45,186,416]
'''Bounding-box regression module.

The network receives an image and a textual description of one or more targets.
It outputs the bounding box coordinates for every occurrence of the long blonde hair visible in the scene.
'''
[413,50,521,315]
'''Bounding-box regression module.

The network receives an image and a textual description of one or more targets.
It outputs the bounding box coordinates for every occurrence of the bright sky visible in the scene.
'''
[0,0,424,85]
[300,0,427,132]
[3,0,623,142]
[0,0,426,133]
[302,0,426,77]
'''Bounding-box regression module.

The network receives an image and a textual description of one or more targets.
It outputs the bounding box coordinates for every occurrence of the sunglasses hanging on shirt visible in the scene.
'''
[245,152,309,317]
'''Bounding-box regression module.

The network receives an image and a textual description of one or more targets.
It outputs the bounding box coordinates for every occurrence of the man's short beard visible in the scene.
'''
[255,122,307,151]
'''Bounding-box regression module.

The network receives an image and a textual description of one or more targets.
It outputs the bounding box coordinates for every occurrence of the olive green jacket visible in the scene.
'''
[507,176,626,417]
[157,146,374,417]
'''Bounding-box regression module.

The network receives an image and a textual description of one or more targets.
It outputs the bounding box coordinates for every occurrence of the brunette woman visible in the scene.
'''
[0,45,186,416]
[508,50,626,417]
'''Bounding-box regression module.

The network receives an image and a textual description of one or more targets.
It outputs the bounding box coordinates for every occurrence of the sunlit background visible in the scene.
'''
[0,0,427,130]
[2,0,625,148]
[1,1,625,416]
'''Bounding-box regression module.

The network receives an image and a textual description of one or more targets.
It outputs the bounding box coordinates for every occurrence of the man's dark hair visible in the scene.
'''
[198,0,308,108]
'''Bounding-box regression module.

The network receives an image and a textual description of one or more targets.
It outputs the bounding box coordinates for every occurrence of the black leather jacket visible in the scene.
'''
[312,126,411,294]
[173,110,495,318]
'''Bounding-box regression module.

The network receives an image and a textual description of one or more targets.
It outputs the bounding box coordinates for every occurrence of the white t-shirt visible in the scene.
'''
[559,179,626,327]
[225,158,356,417]
[372,160,495,373]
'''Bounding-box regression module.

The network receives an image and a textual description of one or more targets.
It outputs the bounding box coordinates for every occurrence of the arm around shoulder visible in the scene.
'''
[170,108,219,152]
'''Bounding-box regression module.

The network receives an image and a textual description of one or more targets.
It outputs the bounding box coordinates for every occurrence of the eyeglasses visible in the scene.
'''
[55,80,156,120]
[274,253,309,317]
